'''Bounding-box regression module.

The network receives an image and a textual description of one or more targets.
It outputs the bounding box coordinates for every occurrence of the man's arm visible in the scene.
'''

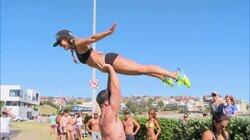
[102,64,121,113]
[132,118,141,135]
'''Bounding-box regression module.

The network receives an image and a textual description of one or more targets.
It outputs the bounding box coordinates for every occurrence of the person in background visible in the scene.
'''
[60,110,69,140]
[223,95,238,117]
[76,113,83,140]
[86,112,102,140]
[66,113,76,140]
[201,111,230,140]
[49,113,57,135]
[0,108,15,140]
[182,113,189,124]
[56,111,63,140]
[210,92,224,115]
[122,110,141,140]
[146,109,161,140]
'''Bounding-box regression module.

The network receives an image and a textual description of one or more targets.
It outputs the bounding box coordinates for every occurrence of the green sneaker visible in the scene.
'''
[176,68,191,88]
[162,76,174,87]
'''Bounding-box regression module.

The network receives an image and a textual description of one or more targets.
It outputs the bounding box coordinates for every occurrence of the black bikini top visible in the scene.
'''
[75,47,93,64]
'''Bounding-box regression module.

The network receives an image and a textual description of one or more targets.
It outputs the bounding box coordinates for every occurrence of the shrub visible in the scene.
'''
[134,116,250,140]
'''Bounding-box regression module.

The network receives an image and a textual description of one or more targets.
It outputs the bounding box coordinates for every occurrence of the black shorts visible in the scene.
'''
[126,134,135,140]
[105,52,119,65]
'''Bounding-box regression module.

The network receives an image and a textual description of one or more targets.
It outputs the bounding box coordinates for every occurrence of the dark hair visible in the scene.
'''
[63,109,68,113]
[124,110,130,115]
[96,89,111,106]
[212,112,228,139]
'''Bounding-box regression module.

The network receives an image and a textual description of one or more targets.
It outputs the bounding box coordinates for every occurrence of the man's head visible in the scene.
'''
[211,92,219,101]
[1,111,8,117]
[124,110,130,119]
[63,109,69,116]
[96,89,111,107]
[184,113,188,118]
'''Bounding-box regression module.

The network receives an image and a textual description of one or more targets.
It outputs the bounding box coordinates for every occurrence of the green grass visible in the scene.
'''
[11,121,91,140]
[38,105,57,115]
[11,121,56,140]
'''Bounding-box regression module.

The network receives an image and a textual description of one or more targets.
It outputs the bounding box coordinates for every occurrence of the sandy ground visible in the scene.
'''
[10,121,90,140]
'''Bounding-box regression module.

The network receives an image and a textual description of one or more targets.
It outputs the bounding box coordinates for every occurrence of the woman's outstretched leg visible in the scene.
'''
[112,55,177,79]
[111,55,191,87]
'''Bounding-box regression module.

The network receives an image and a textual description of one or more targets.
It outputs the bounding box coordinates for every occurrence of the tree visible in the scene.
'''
[164,104,178,111]
[157,101,165,111]
[147,98,154,109]
[0,101,4,112]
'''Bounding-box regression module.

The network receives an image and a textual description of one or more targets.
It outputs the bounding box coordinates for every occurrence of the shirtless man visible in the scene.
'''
[96,64,126,140]
[122,110,140,140]
[86,112,102,140]
[56,112,62,140]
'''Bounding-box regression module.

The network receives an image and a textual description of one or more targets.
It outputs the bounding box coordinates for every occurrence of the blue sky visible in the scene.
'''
[1,0,249,101]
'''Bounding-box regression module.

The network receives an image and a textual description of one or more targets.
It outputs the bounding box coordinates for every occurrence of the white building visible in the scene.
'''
[0,85,40,120]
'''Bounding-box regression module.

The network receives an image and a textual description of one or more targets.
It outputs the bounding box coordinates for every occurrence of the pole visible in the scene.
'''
[92,0,97,113]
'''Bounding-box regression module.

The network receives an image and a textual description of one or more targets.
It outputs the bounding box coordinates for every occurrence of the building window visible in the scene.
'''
[36,93,39,101]
[6,101,19,106]
[9,90,22,97]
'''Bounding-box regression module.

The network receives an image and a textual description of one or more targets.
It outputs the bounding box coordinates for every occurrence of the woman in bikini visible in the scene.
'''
[66,114,76,140]
[201,111,230,140]
[52,23,191,88]
[146,109,161,140]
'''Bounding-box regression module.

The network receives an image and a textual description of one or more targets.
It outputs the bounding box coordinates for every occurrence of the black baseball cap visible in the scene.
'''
[53,30,73,47]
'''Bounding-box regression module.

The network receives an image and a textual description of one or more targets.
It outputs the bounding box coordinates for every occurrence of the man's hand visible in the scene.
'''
[107,23,117,34]
[101,63,113,72]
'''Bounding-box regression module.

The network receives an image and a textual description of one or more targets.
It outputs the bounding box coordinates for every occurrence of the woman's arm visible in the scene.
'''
[74,23,116,47]
[90,23,116,42]
[155,119,161,138]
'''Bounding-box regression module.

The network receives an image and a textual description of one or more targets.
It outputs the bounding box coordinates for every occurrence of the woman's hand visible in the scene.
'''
[107,23,117,34]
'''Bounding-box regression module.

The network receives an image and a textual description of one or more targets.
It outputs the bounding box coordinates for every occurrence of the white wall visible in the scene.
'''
[0,85,25,101]
[1,85,40,119]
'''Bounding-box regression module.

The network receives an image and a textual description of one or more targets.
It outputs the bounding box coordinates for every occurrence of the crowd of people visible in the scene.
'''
[1,90,238,140]
[210,92,238,117]
[1,65,238,140]
[0,65,237,140]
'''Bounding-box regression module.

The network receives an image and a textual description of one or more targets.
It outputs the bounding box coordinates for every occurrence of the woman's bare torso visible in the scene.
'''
[90,118,100,131]
[75,44,105,71]
[146,120,156,140]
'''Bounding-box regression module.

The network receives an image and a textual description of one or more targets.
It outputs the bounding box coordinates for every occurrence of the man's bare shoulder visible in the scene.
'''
[101,107,116,122]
